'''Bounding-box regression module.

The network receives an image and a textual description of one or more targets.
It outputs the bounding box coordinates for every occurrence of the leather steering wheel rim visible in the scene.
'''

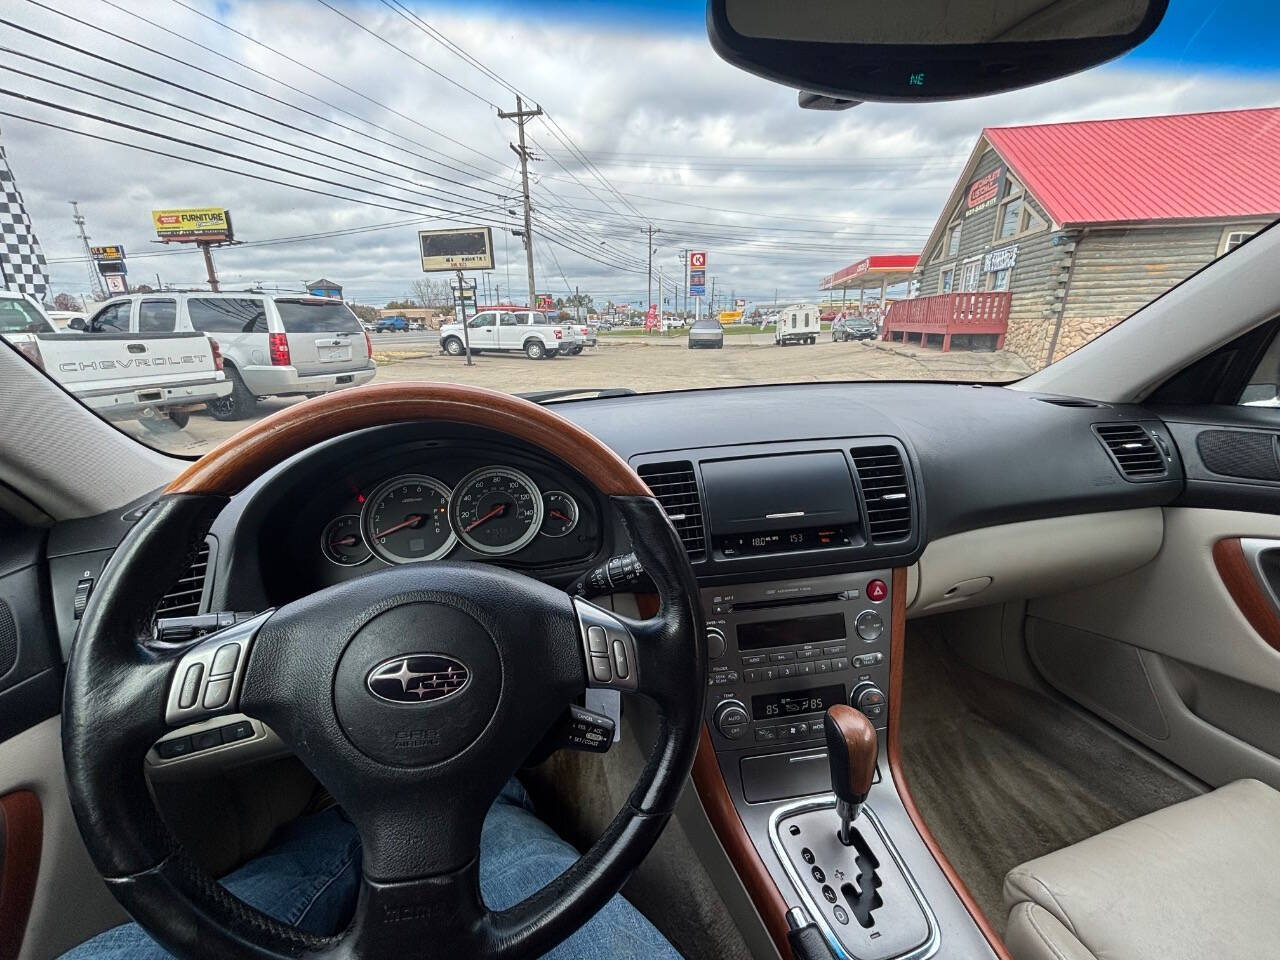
[63,382,706,960]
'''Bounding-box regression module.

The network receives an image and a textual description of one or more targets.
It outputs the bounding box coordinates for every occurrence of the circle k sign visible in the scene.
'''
[690,251,707,268]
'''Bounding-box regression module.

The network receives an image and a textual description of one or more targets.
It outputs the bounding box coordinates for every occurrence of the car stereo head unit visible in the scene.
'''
[703,572,893,756]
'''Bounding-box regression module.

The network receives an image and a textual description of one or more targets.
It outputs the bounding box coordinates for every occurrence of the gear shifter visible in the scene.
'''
[823,704,877,844]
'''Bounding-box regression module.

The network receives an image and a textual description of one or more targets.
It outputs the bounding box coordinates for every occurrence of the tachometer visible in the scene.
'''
[321,514,372,566]
[450,466,543,555]
[361,474,456,564]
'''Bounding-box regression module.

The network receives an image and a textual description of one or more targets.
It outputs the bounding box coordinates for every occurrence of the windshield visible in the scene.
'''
[0,2,1275,456]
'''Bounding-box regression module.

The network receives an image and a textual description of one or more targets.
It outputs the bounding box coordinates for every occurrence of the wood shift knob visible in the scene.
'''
[824,703,877,803]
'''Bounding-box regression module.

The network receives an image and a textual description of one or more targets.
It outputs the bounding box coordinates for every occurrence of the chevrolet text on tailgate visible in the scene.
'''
[0,291,230,427]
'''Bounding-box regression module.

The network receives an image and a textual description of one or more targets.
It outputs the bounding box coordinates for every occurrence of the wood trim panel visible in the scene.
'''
[691,725,793,959]
[1212,538,1280,652]
[886,568,1014,960]
[0,791,42,960]
[166,382,650,498]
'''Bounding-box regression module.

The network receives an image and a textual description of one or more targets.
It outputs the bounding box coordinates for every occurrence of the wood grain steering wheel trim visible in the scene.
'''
[166,382,649,498]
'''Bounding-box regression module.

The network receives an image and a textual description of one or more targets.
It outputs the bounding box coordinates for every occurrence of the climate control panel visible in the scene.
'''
[702,571,893,754]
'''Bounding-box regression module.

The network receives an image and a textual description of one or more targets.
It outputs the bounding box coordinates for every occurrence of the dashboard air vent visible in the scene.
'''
[1093,424,1167,479]
[155,539,210,618]
[850,446,912,543]
[638,461,706,561]
[1035,396,1102,407]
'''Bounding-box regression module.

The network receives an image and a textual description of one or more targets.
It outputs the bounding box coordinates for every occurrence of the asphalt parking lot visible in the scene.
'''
[154,338,1031,454]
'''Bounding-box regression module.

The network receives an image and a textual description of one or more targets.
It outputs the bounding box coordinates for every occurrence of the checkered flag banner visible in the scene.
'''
[0,137,50,303]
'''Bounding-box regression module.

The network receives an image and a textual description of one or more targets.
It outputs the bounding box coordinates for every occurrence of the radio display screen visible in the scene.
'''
[752,684,845,721]
[737,612,845,651]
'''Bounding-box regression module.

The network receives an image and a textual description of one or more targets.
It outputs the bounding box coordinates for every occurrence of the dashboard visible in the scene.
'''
[253,429,607,605]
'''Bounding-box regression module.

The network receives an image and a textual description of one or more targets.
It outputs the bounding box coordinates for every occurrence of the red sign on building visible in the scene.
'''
[965,168,1004,216]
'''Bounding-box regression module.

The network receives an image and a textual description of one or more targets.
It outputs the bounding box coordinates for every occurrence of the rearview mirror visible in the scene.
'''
[707,0,1167,103]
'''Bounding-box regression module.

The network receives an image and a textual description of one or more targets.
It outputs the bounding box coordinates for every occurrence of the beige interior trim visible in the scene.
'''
[908,508,1164,616]
[1031,507,1280,693]
[6,717,126,960]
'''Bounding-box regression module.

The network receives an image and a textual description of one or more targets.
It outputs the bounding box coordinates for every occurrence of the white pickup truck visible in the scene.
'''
[439,308,579,360]
[1,291,230,427]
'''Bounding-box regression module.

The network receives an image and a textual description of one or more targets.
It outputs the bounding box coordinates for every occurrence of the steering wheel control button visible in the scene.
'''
[165,611,269,728]
[587,625,608,654]
[855,611,885,642]
[333,601,501,767]
[866,579,888,603]
[611,640,630,679]
[591,655,612,683]
[203,677,232,709]
[210,642,241,677]
[573,598,639,692]
[191,730,223,752]
[222,720,254,743]
[178,663,204,709]
[155,736,192,760]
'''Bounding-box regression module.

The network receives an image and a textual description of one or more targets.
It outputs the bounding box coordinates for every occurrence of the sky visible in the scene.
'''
[0,0,1276,311]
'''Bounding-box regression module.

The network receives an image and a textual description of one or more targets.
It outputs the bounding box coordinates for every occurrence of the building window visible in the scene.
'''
[988,268,1012,291]
[960,258,982,292]
[939,265,955,294]
[1220,226,1262,255]
[946,222,962,257]
[992,174,1046,241]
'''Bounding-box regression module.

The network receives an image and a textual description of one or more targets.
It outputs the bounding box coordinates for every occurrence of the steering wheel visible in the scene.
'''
[62,383,706,959]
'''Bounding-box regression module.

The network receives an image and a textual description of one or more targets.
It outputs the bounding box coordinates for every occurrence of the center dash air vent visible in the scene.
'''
[850,446,913,543]
[638,461,706,561]
[1093,424,1167,480]
[155,539,210,618]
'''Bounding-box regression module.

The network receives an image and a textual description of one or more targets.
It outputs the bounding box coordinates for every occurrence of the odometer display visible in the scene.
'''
[450,467,543,555]
[361,474,455,564]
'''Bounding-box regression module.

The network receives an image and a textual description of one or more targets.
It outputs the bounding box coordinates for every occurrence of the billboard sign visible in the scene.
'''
[89,245,125,262]
[689,268,706,297]
[152,208,233,241]
[418,226,495,272]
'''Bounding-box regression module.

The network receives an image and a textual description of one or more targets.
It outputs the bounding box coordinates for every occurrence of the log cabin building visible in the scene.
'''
[891,107,1280,367]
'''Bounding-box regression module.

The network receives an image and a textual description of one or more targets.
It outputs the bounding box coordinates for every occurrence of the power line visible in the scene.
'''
[7,4,509,194]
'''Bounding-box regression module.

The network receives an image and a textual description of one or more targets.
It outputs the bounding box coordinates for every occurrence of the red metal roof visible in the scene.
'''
[983,107,1280,226]
[821,254,920,289]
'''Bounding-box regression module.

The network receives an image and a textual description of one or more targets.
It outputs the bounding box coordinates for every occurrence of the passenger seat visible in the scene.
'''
[1003,778,1280,960]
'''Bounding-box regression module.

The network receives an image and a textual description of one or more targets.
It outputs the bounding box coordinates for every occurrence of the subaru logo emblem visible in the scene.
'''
[366,654,470,704]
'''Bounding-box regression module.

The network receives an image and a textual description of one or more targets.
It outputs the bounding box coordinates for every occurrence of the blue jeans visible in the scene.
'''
[64,780,681,960]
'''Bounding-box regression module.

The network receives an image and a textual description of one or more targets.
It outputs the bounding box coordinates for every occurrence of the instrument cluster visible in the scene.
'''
[321,465,584,568]
[270,439,604,597]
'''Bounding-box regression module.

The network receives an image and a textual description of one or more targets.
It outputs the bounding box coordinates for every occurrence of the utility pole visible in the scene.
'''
[498,96,543,308]
[710,276,717,318]
[574,285,581,322]
[641,225,661,315]
[199,242,220,292]
[70,201,105,300]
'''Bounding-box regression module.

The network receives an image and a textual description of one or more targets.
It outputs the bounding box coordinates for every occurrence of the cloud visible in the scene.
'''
[1,0,1275,308]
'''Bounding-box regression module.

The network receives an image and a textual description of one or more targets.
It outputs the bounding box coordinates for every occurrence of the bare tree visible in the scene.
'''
[408,278,451,308]
[52,292,82,311]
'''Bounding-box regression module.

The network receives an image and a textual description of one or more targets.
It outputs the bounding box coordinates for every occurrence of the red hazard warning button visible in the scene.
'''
[866,579,888,603]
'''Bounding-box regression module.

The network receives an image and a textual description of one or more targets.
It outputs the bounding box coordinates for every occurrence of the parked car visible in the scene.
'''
[776,304,820,345]
[83,292,376,421]
[687,315,724,349]
[832,314,878,341]
[374,316,409,333]
[439,308,576,359]
[1,290,229,427]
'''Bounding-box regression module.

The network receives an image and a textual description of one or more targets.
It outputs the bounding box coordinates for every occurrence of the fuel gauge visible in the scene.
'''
[321,514,372,566]
[540,491,579,538]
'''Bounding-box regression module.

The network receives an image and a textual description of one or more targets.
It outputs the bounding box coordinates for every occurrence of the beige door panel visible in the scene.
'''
[4,717,125,960]
[1030,507,1280,693]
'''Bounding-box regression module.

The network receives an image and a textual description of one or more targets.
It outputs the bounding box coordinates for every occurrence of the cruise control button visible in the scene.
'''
[221,720,254,743]
[191,730,222,752]
[156,736,192,760]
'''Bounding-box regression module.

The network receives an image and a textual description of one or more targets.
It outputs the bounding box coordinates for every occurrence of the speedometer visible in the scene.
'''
[450,466,543,556]
[361,474,456,564]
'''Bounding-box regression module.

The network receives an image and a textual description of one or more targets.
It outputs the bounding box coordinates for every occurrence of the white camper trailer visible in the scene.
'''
[775,304,820,345]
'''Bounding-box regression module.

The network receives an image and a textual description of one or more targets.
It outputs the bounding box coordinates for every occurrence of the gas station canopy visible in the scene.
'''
[820,254,919,294]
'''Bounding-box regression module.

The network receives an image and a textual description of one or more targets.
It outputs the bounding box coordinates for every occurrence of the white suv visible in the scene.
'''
[86,292,377,420]
[439,309,577,360]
